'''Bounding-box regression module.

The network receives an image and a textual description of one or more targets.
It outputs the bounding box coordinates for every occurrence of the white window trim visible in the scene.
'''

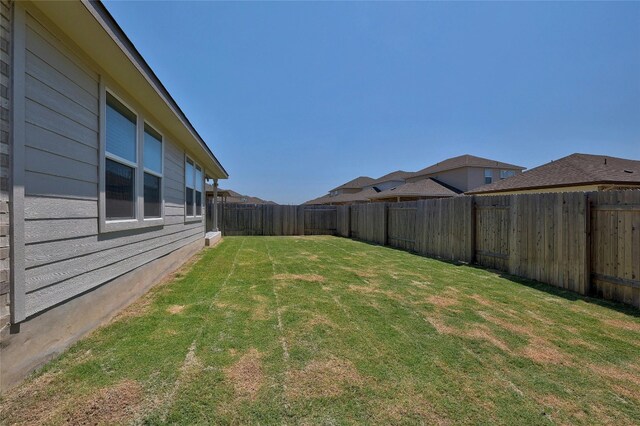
[99,79,165,233]
[184,154,204,223]
[484,168,493,184]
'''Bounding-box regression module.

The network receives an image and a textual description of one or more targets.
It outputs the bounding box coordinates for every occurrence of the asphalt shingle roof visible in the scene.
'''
[370,178,461,199]
[368,170,413,186]
[329,176,376,191]
[468,153,640,194]
[411,154,524,179]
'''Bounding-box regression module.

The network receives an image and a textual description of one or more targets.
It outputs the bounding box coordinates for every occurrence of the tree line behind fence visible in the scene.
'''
[215,190,640,309]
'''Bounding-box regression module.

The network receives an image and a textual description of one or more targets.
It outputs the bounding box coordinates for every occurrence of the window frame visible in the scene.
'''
[184,154,205,223]
[99,81,165,233]
[484,169,493,185]
[142,122,165,220]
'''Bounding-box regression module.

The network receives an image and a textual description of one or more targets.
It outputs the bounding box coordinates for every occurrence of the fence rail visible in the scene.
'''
[216,190,640,309]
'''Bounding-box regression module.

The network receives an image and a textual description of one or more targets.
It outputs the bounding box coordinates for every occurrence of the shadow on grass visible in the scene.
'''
[350,237,640,319]
[465,263,640,319]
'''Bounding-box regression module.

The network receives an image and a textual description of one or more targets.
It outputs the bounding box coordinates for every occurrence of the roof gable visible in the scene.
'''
[412,154,524,178]
[330,176,375,191]
[368,170,413,186]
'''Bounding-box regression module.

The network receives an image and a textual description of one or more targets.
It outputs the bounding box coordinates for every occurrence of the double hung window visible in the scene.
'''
[144,125,163,218]
[185,157,203,218]
[101,89,165,232]
[484,169,493,184]
[105,93,137,220]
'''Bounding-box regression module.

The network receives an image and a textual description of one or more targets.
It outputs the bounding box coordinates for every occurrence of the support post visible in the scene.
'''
[213,179,219,232]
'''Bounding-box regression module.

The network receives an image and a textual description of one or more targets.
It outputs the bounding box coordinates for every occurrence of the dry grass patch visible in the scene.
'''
[305,314,339,330]
[251,295,270,321]
[603,318,640,333]
[274,273,325,283]
[286,357,366,399]
[469,294,493,307]
[347,284,404,302]
[0,371,61,425]
[66,379,143,425]
[374,389,449,425]
[480,313,571,365]
[520,340,569,365]
[166,305,185,315]
[464,325,512,353]
[588,363,640,387]
[224,348,264,400]
[426,316,457,335]
[426,295,458,308]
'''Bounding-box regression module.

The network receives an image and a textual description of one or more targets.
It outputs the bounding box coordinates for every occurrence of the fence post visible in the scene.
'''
[297,205,305,235]
[469,196,476,264]
[584,192,592,296]
[383,202,388,246]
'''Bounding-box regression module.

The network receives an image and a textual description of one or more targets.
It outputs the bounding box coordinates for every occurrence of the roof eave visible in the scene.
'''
[56,0,229,179]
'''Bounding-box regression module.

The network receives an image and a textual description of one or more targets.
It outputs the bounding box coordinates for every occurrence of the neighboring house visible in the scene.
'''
[468,153,640,195]
[369,178,461,202]
[1,1,228,390]
[406,154,525,192]
[205,185,276,205]
[362,170,413,192]
[306,176,376,205]
[307,187,381,205]
[328,176,375,197]
[307,172,413,205]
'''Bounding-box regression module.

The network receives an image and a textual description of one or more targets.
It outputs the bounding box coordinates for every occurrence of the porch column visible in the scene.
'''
[213,179,219,232]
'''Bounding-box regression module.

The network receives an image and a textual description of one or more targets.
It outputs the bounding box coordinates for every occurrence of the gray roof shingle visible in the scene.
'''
[411,154,524,179]
[329,176,376,191]
[370,178,461,199]
[468,153,640,194]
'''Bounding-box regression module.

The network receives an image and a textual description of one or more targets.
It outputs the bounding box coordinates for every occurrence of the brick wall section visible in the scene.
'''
[0,0,11,325]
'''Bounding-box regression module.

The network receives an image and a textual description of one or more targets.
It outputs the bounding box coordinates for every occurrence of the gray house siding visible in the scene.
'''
[20,11,204,318]
[0,0,11,325]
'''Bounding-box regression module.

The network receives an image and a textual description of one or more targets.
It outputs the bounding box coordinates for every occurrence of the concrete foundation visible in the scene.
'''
[205,231,222,247]
[0,238,205,392]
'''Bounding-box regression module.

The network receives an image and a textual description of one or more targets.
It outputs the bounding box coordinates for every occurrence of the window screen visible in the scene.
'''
[186,159,194,216]
[144,173,161,218]
[106,93,136,163]
[484,169,493,184]
[144,125,162,174]
[195,166,203,216]
[106,159,135,219]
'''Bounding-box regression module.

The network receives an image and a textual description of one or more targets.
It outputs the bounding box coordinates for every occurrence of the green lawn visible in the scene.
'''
[2,236,640,425]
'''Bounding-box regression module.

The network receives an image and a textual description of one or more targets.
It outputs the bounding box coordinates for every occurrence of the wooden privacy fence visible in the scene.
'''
[217,190,640,308]
[217,204,337,236]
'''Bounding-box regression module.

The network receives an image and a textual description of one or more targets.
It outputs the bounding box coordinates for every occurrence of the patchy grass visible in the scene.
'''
[2,236,640,425]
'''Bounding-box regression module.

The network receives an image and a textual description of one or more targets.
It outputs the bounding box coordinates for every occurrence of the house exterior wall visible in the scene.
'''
[407,168,469,191]
[335,188,361,195]
[1,2,217,390]
[407,167,523,192]
[0,0,10,327]
[18,8,205,319]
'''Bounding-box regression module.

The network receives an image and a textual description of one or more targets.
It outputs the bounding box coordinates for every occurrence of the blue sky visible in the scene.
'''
[104,1,640,204]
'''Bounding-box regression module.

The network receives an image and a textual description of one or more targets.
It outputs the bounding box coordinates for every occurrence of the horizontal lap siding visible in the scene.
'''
[21,14,200,318]
[0,0,10,320]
